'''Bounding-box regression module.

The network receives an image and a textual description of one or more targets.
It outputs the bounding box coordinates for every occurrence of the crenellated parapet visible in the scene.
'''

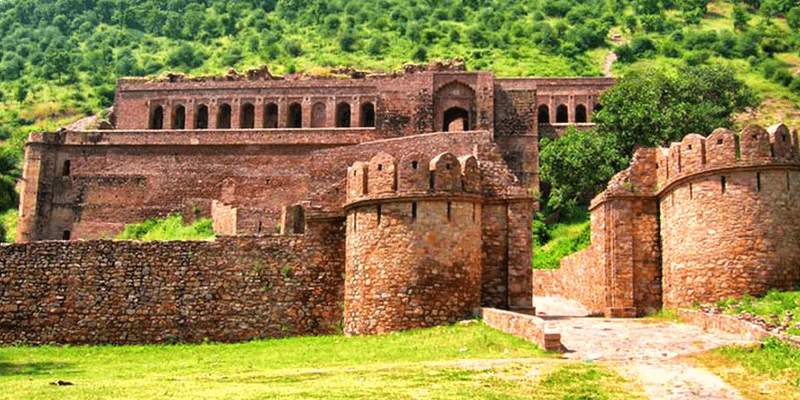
[656,124,800,193]
[345,151,482,207]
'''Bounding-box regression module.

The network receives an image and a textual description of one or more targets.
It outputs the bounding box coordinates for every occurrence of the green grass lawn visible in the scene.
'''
[712,290,800,335]
[0,322,643,400]
[697,338,800,400]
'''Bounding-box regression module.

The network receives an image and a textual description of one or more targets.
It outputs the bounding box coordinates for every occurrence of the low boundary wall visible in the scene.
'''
[481,308,561,352]
[0,233,344,345]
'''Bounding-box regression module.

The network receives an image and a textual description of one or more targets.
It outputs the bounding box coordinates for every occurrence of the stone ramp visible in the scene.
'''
[532,296,754,400]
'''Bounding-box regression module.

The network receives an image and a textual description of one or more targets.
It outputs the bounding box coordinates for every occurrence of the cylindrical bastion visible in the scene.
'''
[659,124,800,308]
[343,152,483,335]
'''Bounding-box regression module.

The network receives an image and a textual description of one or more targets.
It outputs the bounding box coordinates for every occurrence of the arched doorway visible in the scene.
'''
[435,81,475,133]
[360,102,375,127]
[217,103,232,128]
[537,104,550,124]
[575,104,587,123]
[240,103,255,128]
[172,105,185,129]
[195,105,208,129]
[443,107,469,132]
[336,102,351,127]
[264,103,278,128]
[150,105,163,129]
[288,102,302,128]
[556,104,568,123]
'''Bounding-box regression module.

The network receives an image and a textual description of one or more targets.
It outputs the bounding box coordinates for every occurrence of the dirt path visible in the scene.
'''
[534,297,753,400]
[605,51,617,77]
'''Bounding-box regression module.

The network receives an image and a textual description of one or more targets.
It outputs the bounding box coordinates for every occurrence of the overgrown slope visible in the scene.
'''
[1,0,800,241]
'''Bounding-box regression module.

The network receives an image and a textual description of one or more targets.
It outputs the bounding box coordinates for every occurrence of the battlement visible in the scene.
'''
[656,124,800,192]
[344,151,481,206]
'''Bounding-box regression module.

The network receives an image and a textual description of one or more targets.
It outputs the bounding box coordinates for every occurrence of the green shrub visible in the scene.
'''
[115,214,215,241]
[532,223,591,270]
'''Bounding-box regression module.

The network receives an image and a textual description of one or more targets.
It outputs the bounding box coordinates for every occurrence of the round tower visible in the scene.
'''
[343,152,483,335]
[658,124,800,308]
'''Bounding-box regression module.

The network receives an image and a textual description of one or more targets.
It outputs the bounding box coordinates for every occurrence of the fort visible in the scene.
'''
[1,63,799,346]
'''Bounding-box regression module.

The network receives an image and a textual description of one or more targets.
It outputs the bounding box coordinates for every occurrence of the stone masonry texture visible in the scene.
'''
[535,124,800,316]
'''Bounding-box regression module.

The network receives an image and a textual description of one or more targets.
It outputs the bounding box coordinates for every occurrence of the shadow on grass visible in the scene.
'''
[0,361,76,377]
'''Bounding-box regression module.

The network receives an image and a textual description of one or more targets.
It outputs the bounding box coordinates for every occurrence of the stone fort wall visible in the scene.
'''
[0,219,345,345]
[535,124,800,315]
[343,152,484,335]
[659,124,800,307]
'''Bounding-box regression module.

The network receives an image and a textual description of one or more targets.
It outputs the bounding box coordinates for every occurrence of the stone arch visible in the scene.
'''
[195,104,209,129]
[172,105,186,129]
[263,103,278,128]
[150,105,164,129]
[443,107,470,131]
[556,104,568,123]
[360,102,375,127]
[288,102,302,128]
[217,103,232,129]
[336,102,351,128]
[537,104,550,124]
[240,102,255,129]
[435,81,476,133]
[459,155,479,193]
[311,102,326,128]
[575,104,587,123]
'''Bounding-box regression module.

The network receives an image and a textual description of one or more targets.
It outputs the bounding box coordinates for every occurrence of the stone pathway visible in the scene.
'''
[534,297,754,400]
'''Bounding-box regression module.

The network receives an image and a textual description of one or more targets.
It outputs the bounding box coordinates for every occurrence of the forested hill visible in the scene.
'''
[1,0,800,241]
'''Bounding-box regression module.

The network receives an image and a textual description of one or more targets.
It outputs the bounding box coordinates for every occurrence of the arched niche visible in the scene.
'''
[537,104,550,124]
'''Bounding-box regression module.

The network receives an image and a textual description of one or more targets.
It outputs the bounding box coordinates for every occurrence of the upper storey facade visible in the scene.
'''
[113,67,614,138]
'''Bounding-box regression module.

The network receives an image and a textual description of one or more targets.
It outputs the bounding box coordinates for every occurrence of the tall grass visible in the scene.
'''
[115,214,215,241]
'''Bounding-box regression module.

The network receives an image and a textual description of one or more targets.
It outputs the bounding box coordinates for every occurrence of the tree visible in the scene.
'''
[593,64,757,158]
[733,6,751,31]
[540,127,626,213]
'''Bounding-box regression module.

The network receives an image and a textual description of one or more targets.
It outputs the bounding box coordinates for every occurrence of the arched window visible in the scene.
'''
[311,102,326,128]
[443,107,469,132]
[217,103,232,129]
[556,104,568,123]
[336,102,351,127]
[537,104,550,124]
[240,102,255,129]
[172,105,186,129]
[288,102,302,128]
[150,105,164,129]
[264,103,278,128]
[575,104,587,123]
[594,103,603,112]
[360,102,375,127]
[195,105,209,129]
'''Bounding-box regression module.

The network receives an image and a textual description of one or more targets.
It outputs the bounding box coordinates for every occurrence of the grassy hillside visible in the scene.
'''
[1,0,799,241]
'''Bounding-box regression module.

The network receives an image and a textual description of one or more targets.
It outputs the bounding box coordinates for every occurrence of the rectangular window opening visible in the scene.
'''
[429,171,435,190]
[62,230,71,240]
[62,160,71,176]
[447,201,452,222]
[377,204,382,225]
[756,172,761,192]
[472,203,476,223]
[689,183,693,200]
[787,171,791,191]
[353,211,358,232]
[721,175,726,194]
[411,202,417,221]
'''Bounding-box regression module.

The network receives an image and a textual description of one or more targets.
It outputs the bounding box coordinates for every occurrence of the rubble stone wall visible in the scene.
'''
[660,125,800,307]
[0,223,345,345]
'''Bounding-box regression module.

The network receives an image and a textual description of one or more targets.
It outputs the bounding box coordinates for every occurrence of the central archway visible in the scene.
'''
[443,107,469,131]
[435,81,475,133]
